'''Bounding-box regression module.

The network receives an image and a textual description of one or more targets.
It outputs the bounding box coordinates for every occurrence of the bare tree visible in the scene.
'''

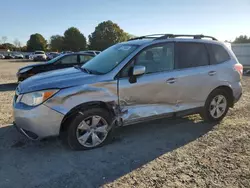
[1,36,7,44]
[14,39,22,49]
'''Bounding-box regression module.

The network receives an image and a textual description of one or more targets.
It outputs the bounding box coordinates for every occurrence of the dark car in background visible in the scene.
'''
[17,52,95,81]
[4,54,15,59]
[80,50,101,56]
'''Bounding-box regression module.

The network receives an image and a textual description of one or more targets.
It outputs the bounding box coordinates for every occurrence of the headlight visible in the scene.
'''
[19,67,32,74]
[20,89,59,106]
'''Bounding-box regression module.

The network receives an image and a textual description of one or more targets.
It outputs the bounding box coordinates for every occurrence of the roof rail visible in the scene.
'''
[128,34,217,41]
[128,34,167,41]
[155,34,217,41]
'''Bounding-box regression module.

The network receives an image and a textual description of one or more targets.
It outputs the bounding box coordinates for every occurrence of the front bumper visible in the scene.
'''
[13,102,64,139]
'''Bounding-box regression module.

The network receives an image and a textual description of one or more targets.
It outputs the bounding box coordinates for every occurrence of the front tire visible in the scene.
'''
[201,89,229,122]
[65,108,113,150]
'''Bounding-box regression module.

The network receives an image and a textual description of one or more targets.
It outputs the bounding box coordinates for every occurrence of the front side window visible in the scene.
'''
[82,44,138,74]
[207,44,230,64]
[175,43,209,69]
[60,55,78,64]
[135,43,174,74]
[120,43,174,77]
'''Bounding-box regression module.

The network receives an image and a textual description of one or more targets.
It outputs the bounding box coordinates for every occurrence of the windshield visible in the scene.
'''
[82,44,138,74]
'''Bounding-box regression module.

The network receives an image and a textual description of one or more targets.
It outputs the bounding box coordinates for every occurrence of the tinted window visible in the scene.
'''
[120,43,174,77]
[207,44,230,64]
[176,43,209,69]
[60,55,78,64]
[80,55,93,63]
[136,43,174,74]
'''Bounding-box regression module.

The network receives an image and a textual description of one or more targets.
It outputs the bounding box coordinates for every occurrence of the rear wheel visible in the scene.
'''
[201,89,229,122]
[65,108,113,150]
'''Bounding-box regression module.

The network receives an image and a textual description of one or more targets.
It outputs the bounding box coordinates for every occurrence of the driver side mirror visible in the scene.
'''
[128,65,146,84]
[133,65,146,76]
[129,65,146,77]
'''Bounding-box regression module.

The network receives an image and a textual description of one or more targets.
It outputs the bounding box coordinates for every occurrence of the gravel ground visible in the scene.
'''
[0,60,249,188]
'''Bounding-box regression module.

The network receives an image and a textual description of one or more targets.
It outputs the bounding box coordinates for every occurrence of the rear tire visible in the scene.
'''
[64,108,113,150]
[201,89,229,122]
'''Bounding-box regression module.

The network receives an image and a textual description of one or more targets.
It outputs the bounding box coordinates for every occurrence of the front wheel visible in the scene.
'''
[65,108,113,150]
[201,89,229,122]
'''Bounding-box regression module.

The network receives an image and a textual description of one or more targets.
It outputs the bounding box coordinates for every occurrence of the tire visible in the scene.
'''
[65,108,114,150]
[200,89,230,122]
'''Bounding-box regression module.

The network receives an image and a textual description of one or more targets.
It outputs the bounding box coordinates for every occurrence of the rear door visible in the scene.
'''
[173,42,215,110]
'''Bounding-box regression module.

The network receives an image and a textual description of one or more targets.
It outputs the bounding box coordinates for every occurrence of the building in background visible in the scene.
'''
[231,43,250,71]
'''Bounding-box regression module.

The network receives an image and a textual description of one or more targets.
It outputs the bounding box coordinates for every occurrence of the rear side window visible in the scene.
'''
[175,43,209,69]
[207,44,230,64]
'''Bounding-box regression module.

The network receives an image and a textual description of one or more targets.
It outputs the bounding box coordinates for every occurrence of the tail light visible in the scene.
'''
[234,63,243,76]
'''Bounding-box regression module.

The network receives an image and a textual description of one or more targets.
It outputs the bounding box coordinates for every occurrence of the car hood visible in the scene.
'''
[19,62,47,70]
[18,67,97,94]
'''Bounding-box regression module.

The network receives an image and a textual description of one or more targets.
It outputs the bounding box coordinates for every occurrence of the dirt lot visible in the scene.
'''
[0,59,250,188]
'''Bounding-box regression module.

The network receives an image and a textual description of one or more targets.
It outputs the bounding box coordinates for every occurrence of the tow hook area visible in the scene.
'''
[13,122,39,140]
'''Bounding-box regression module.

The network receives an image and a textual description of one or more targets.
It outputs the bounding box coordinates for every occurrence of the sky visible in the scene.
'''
[0,0,250,45]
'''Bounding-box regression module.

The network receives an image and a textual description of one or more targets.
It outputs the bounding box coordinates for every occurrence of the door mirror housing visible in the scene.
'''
[132,65,146,76]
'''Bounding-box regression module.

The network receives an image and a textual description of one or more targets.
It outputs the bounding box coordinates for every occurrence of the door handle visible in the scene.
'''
[208,71,216,76]
[166,78,176,84]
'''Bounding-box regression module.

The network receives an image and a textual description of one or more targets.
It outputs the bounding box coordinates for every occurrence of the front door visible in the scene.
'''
[118,42,179,125]
[57,54,79,69]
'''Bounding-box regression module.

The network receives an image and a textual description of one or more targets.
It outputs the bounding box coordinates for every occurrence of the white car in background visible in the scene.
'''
[0,54,5,59]
[14,54,24,59]
[33,51,47,61]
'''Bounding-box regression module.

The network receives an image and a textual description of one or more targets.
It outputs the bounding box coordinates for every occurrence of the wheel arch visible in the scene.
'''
[59,101,116,134]
[208,85,234,107]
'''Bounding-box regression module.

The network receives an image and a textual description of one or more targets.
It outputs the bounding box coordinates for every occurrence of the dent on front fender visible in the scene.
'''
[45,81,119,116]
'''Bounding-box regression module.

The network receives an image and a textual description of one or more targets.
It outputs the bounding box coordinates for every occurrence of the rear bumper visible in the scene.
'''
[232,82,242,104]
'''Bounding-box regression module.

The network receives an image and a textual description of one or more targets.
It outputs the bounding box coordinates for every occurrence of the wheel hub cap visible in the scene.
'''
[209,95,227,118]
[76,115,109,148]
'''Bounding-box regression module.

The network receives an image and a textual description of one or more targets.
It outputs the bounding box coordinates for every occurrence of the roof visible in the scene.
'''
[66,52,95,56]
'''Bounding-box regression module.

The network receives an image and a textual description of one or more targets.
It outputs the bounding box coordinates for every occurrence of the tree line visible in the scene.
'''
[1,21,250,52]
[0,20,131,52]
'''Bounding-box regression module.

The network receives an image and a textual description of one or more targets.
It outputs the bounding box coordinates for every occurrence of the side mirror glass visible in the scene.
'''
[132,65,146,76]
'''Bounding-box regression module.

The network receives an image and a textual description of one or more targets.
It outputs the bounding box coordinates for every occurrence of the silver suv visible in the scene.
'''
[13,34,243,150]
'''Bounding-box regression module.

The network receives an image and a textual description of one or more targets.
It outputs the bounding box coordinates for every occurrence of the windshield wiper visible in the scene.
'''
[74,65,103,75]
[73,65,91,74]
